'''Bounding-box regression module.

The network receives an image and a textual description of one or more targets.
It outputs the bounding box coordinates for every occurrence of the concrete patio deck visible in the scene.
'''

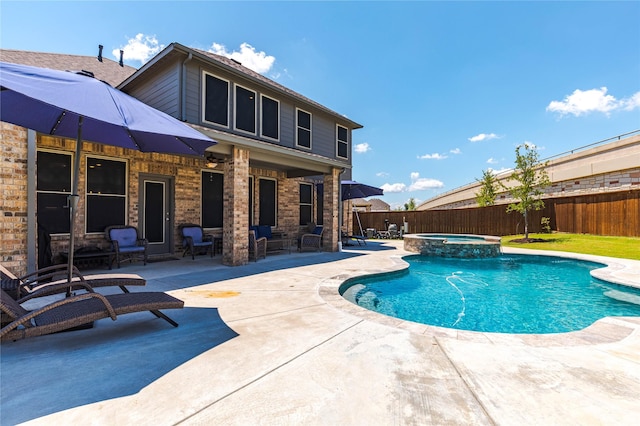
[1,241,639,425]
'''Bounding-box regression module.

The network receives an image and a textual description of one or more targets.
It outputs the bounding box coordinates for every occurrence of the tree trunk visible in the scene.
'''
[524,210,529,239]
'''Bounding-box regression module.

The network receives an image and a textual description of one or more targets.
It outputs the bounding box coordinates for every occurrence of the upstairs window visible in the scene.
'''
[296,108,312,149]
[203,72,229,127]
[337,125,349,159]
[85,157,127,233]
[235,85,256,134]
[261,95,279,140]
[36,150,72,235]
[299,183,313,226]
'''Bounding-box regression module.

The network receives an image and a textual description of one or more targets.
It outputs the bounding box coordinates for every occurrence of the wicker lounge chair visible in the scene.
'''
[248,229,267,262]
[1,283,184,341]
[1,264,145,301]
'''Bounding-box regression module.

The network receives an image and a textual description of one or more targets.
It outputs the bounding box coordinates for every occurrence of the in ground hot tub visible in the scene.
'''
[403,233,501,258]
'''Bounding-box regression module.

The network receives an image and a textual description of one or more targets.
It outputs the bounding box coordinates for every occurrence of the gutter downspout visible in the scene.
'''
[181,53,193,121]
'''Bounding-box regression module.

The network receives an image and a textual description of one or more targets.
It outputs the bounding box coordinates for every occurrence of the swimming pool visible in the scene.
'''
[340,254,640,334]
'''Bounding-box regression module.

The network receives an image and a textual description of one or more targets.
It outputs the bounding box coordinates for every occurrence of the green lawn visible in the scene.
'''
[501,233,640,261]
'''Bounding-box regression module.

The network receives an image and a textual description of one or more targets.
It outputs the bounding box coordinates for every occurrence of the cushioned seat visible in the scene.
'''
[180,224,214,259]
[106,226,148,268]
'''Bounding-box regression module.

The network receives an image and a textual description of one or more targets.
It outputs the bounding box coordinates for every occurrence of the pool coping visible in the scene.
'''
[319,246,640,347]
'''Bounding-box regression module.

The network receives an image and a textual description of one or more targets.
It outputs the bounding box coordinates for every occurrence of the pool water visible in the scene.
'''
[341,254,640,334]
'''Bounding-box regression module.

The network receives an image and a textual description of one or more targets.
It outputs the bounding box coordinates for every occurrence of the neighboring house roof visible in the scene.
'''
[0,48,137,87]
[368,198,391,211]
[119,42,363,129]
[352,198,390,211]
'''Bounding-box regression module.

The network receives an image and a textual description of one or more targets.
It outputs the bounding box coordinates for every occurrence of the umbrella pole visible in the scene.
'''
[66,116,84,293]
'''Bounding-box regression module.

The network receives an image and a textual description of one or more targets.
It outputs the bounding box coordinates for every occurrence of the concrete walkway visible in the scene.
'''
[1,241,639,425]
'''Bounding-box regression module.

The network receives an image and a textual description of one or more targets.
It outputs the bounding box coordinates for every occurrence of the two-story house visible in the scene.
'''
[1,43,362,274]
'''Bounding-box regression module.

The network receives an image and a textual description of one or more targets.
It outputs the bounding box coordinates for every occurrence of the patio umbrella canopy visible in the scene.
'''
[0,61,217,281]
[341,180,384,201]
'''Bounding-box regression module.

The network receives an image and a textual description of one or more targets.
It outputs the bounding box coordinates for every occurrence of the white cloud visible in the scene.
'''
[450,148,461,154]
[376,172,390,177]
[468,133,500,142]
[546,87,640,117]
[418,153,447,160]
[113,33,164,64]
[380,183,407,193]
[488,167,511,176]
[410,172,420,180]
[209,42,275,74]
[487,157,499,164]
[408,178,444,191]
[354,142,370,153]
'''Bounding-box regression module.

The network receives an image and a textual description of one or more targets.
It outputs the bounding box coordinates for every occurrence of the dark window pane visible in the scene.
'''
[144,182,164,243]
[297,128,311,148]
[298,110,310,129]
[316,185,324,225]
[202,172,224,228]
[86,195,125,233]
[338,141,348,158]
[37,193,70,234]
[299,205,312,226]
[262,96,279,139]
[205,74,229,126]
[248,176,254,226]
[37,151,71,192]
[236,86,256,133]
[86,157,126,195]
[338,126,348,141]
[300,184,312,204]
[259,179,276,226]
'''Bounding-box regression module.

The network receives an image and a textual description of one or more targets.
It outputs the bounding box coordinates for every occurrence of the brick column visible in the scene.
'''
[322,167,341,251]
[222,147,250,266]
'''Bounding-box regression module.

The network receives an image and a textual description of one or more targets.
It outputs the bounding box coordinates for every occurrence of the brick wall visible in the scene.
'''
[0,123,29,275]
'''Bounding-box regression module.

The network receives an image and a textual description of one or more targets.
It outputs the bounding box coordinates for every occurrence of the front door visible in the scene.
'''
[139,174,174,256]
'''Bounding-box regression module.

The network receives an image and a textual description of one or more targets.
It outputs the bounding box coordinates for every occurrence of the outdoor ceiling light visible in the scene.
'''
[205,154,225,169]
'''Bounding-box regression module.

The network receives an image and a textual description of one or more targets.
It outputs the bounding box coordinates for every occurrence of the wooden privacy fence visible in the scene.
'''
[354,189,640,238]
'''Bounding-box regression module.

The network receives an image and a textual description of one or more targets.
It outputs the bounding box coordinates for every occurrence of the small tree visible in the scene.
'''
[475,169,498,207]
[503,144,550,240]
[404,197,417,211]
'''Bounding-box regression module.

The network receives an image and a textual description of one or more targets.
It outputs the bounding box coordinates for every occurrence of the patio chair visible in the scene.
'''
[249,229,267,262]
[1,284,184,342]
[1,264,145,300]
[106,225,148,268]
[180,224,214,260]
[299,225,324,252]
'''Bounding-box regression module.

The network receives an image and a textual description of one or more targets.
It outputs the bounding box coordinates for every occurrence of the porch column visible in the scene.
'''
[322,167,341,251]
[222,147,250,266]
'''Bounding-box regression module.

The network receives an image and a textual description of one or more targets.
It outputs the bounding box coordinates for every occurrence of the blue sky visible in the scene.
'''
[2,1,639,209]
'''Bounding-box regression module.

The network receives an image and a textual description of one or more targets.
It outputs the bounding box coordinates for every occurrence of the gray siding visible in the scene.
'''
[183,58,351,163]
[128,63,180,119]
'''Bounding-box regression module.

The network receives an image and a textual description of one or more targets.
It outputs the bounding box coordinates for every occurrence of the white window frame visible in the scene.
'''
[336,124,349,160]
[260,94,280,141]
[234,83,257,135]
[202,71,230,128]
[296,108,312,150]
[85,155,128,234]
[36,149,73,235]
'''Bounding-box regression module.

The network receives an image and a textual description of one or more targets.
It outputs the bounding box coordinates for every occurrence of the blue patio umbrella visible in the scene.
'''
[341,180,384,201]
[0,61,217,282]
[340,180,383,238]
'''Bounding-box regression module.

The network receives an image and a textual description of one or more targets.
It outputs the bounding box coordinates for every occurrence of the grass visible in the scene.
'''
[501,232,640,261]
